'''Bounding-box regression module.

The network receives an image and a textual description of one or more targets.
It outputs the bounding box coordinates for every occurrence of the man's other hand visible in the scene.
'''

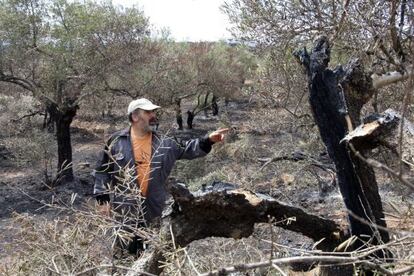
[97,202,111,217]
[208,128,230,143]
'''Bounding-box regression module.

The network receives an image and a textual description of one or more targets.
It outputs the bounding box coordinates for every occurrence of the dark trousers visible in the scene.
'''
[114,234,146,258]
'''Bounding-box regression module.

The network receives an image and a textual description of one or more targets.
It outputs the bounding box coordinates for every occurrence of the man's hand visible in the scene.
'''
[208,128,230,143]
[97,202,111,217]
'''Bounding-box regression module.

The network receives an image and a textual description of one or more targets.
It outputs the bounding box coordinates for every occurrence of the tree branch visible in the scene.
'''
[372,67,414,89]
[168,182,345,251]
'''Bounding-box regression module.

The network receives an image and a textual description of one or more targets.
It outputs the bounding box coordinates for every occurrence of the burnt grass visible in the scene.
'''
[0,99,413,272]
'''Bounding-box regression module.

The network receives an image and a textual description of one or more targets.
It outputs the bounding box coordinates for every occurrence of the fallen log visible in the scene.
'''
[169,182,344,249]
[128,182,346,275]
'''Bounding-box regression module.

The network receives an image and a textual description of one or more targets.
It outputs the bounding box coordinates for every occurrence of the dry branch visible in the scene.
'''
[343,109,414,164]
[128,182,346,275]
[168,183,345,250]
[258,151,335,172]
[372,68,414,89]
[199,255,414,276]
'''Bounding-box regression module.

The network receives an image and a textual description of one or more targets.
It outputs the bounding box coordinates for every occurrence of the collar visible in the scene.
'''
[118,127,131,137]
[117,127,158,138]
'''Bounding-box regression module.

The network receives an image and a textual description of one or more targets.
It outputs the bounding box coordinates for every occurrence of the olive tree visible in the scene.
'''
[0,0,150,181]
[183,42,256,128]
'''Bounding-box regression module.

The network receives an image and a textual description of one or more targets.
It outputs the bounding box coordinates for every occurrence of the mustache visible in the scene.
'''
[149,118,158,124]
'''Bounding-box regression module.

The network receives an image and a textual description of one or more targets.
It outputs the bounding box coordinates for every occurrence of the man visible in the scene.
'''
[93,98,228,256]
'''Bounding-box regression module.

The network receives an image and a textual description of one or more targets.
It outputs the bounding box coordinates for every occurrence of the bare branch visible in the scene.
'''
[372,68,414,89]
[198,254,383,276]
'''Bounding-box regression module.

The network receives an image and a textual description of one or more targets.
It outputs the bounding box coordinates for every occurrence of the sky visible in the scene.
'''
[112,0,232,42]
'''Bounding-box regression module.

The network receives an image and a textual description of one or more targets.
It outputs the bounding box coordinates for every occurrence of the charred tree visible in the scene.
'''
[212,94,219,116]
[168,183,344,250]
[294,37,390,254]
[174,99,183,130]
[129,182,345,275]
[42,106,54,132]
[186,110,194,129]
[47,101,78,182]
[203,91,210,117]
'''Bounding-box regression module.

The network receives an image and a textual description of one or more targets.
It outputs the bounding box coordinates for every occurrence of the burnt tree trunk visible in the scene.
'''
[186,110,194,129]
[212,94,219,116]
[174,99,183,130]
[295,37,390,252]
[48,102,78,182]
[42,107,54,132]
[203,92,210,117]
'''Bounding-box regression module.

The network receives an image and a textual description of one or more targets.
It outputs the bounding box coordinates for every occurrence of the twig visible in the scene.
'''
[348,143,414,191]
[169,224,184,275]
[199,255,363,276]
[184,248,201,276]
[200,249,414,276]
[392,265,414,276]
[398,73,413,175]
[272,263,287,276]
[11,110,45,122]
[258,152,334,173]
[73,264,157,276]
[51,255,61,274]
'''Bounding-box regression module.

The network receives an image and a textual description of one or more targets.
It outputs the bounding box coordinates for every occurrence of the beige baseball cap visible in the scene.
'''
[127,98,161,115]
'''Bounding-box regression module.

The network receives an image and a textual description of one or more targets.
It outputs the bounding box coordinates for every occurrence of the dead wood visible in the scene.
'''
[343,109,414,191]
[168,183,344,249]
[343,109,414,165]
[258,151,335,173]
[128,182,346,275]
[294,36,391,256]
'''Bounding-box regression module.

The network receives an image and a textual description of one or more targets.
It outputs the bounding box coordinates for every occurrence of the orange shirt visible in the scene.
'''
[131,131,152,196]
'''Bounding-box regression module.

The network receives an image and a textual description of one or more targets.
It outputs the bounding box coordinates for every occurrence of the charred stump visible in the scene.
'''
[294,37,390,254]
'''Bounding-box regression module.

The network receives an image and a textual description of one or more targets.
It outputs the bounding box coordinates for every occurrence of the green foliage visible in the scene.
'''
[0,0,150,103]
[0,0,153,176]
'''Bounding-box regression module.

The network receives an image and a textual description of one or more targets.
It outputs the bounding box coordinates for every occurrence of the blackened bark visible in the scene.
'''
[212,94,219,116]
[129,183,346,275]
[42,107,54,132]
[176,114,183,130]
[294,37,390,252]
[175,99,183,130]
[169,183,344,251]
[48,102,78,182]
[186,110,194,129]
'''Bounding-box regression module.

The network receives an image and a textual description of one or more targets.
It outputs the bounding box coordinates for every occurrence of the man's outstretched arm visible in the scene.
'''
[177,128,229,159]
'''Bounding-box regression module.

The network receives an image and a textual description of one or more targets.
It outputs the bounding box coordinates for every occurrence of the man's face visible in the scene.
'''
[131,109,158,133]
